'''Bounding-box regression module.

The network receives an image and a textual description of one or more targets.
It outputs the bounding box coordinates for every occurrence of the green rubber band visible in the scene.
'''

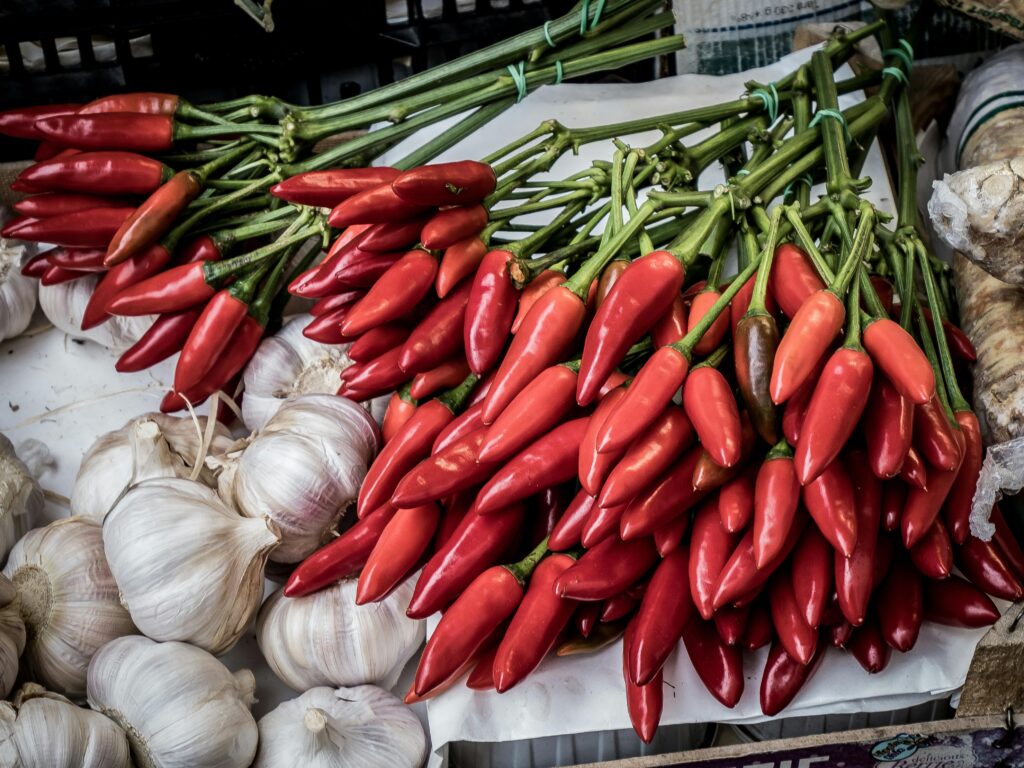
[749,84,779,123]
[899,39,914,59]
[555,60,564,85]
[543,21,556,48]
[506,61,528,102]
[882,66,908,85]
[882,47,912,73]
[809,108,851,143]
[735,169,750,176]
[783,173,814,198]
[580,0,606,33]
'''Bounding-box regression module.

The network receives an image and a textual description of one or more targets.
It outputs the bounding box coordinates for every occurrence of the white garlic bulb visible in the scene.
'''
[254,685,427,768]
[88,635,258,768]
[0,573,25,698]
[38,273,153,350]
[4,517,135,699]
[0,683,132,768]
[0,238,37,343]
[257,579,423,692]
[217,394,379,563]
[104,477,279,654]
[71,412,232,522]
[0,432,43,563]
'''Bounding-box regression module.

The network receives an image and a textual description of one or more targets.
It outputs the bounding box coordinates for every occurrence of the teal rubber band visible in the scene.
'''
[735,169,750,176]
[554,60,564,85]
[580,0,606,33]
[506,61,528,103]
[783,172,815,197]
[899,39,914,59]
[882,66,908,85]
[809,108,851,143]
[749,85,779,123]
[882,47,912,73]
[543,21,556,48]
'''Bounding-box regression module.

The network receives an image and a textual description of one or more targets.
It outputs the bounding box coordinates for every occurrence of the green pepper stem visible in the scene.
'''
[915,240,970,412]
[749,205,783,312]
[504,537,550,585]
[438,373,480,414]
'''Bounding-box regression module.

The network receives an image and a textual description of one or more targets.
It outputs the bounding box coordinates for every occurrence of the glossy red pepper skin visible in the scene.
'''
[531,484,571,545]
[682,617,746,708]
[106,171,200,265]
[270,168,401,207]
[466,643,500,691]
[770,289,845,404]
[601,592,639,623]
[36,113,174,152]
[478,365,577,463]
[619,446,707,540]
[577,252,686,406]
[742,601,774,651]
[116,307,202,373]
[436,236,487,298]
[900,446,929,490]
[421,204,488,250]
[914,396,962,471]
[991,504,1024,581]
[39,265,87,285]
[580,501,626,549]
[392,429,495,507]
[713,604,749,646]
[653,516,689,557]
[877,556,923,652]
[410,359,471,400]
[598,405,694,508]
[909,519,953,579]
[392,160,496,207]
[753,451,801,568]
[548,490,597,551]
[510,269,565,334]
[14,192,129,219]
[0,103,80,140]
[357,502,440,604]
[464,249,519,375]
[849,616,891,674]
[20,253,51,279]
[596,346,690,455]
[791,526,832,629]
[554,536,658,601]
[11,206,134,248]
[328,183,431,228]
[924,575,1000,628]
[881,480,905,532]
[432,401,485,454]
[595,260,629,309]
[283,504,397,597]
[407,504,525,619]
[944,410,983,544]
[769,573,818,665]
[712,515,806,611]
[339,346,409,400]
[79,92,179,114]
[309,299,358,335]
[690,501,739,621]
[688,290,730,357]
[863,318,935,405]
[834,452,881,626]
[17,151,170,196]
[652,294,687,347]
[399,279,471,374]
[623,627,663,744]
[683,366,742,468]
[173,290,249,392]
[288,224,373,298]
[107,261,215,316]
[579,387,627,496]
[780,352,829,446]
[794,347,874,485]
[735,312,781,444]
[341,250,437,336]
[718,468,755,533]
[435,489,475,548]
[958,535,1024,601]
[0,216,37,238]
[46,247,107,271]
[358,216,432,253]
[760,640,825,716]
[902,429,966,548]
[802,459,858,557]
[83,242,172,329]
[348,323,408,363]
[382,391,418,443]
[769,243,825,319]
[864,376,914,479]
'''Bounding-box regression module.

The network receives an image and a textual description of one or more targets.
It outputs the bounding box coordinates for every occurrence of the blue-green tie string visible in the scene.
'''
[882,66,908,85]
[749,84,779,123]
[882,46,913,73]
[506,61,528,103]
[580,0,606,33]
[543,21,556,48]
[554,60,564,85]
[783,173,815,198]
[809,108,851,144]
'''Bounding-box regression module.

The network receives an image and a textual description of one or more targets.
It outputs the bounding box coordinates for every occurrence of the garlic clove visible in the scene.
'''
[254,685,427,768]
[0,432,43,564]
[104,477,280,655]
[3,516,136,700]
[0,238,37,343]
[87,635,259,768]
[38,273,153,350]
[0,573,25,699]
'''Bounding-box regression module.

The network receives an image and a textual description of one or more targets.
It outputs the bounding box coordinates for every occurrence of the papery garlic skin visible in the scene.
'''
[257,579,423,692]
[87,635,258,768]
[3,517,135,699]
[0,239,36,343]
[104,477,279,654]
[0,683,132,768]
[254,685,426,768]
[0,433,42,563]
[0,574,26,699]
[221,394,379,563]
[71,412,231,522]
[39,274,153,350]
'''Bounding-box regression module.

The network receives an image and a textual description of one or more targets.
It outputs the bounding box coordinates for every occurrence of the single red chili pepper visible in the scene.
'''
[652,294,687,347]
[283,503,397,597]
[769,243,825,319]
[435,489,475,548]
[173,289,249,392]
[594,259,629,309]
[391,429,496,507]
[770,289,845,404]
[718,467,756,533]
[913,395,962,471]
[769,571,818,666]
[958,534,1024,601]
[346,323,405,362]
[328,183,432,228]
[554,536,657,601]
[359,216,433,253]
[308,291,360,321]
[10,206,134,248]
[692,413,757,492]
[0,103,81,140]
[409,359,471,400]
[115,306,202,373]
[15,151,170,196]
[288,224,374,298]
[104,170,201,266]
[780,351,829,445]
[902,429,966,548]
[577,251,686,406]
[862,318,935,405]
[877,556,923,652]
[0,216,37,238]
[653,517,689,557]
[991,504,1024,582]
[742,600,774,651]
[382,387,418,443]
[510,269,565,334]
[399,279,471,374]
[39,265,87,285]
[107,260,215,316]
[863,376,914,480]
[909,518,953,579]
[301,306,351,344]
[900,446,929,490]
[357,502,440,604]
[619,445,707,540]
[849,616,891,674]
[921,307,977,363]
[20,253,52,279]
[735,311,780,445]
[713,604,750,647]
[45,247,106,271]
[547,490,596,551]
[466,642,500,691]
[945,410,983,545]
[579,387,627,496]
[881,480,905,532]
[598,405,694,508]
[802,459,858,557]
[712,514,807,611]
[340,249,437,336]
[432,400,485,454]
[270,167,401,207]
[14,192,130,219]
[834,451,881,626]
[791,526,832,629]
[420,204,488,250]
[531,484,572,545]
[580,501,627,549]
[333,252,406,295]
[436,236,487,298]
[83,242,173,329]
[683,364,742,468]
[35,112,174,152]
[690,499,739,621]
[923,575,1000,628]
[600,592,639,623]
[760,639,825,716]
[475,418,589,514]
[687,289,730,357]
[406,503,526,619]
[392,160,496,207]
[78,92,179,114]
[622,626,662,744]
[464,249,519,376]
[753,441,802,568]
[339,346,409,400]
[573,602,601,639]
[829,621,854,649]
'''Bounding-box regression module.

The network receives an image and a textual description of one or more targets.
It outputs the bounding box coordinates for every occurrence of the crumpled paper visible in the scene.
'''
[971,436,1024,540]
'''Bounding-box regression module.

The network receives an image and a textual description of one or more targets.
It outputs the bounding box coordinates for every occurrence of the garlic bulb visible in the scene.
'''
[39,274,153,350]
[0,574,25,698]
[254,685,427,768]
[0,238,37,343]
[3,517,135,699]
[88,635,258,768]
[71,412,231,522]
[0,683,132,768]
[257,579,423,691]
[0,432,42,563]
[217,394,379,563]
[104,477,279,654]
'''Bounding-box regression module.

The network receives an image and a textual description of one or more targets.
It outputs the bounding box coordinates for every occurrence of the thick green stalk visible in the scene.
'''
[915,240,970,412]
[749,205,783,312]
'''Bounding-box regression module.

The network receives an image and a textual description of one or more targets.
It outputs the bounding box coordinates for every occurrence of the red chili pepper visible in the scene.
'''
[579,387,627,496]
[683,364,741,468]
[623,626,663,744]
[791,526,832,629]
[593,259,627,309]
[802,459,858,557]
[760,639,825,716]
[338,346,409,400]
[270,168,401,207]
[913,396,962,471]
[10,206,134,248]
[863,376,914,480]
[601,592,640,623]
[877,556,923,652]
[923,575,1000,628]
[436,236,487,298]
[902,429,966,548]
[14,192,129,219]
[288,224,374,298]
[692,413,757,492]
[409,359,470,400]
[35,113,174,152]
[769,571,818,665]
[770,289,845,404]
[577,251,686,406]
[870,276,896,315]
[420,204,488,250]
[548,490,596,551]
[754,441,802,568]
[83,243,173,329]
[432,401,485,454]
[735,311,780,445]
[652,294,687,347]
[303,306,353,344]
[392,160,496,207]
[687,289,730,356]
[780,351,829,445]
[79,92,179,115]
[107,260,215,316]
[16,151,170,196]
[283,504,397,597]
[554,536,657,601]
[945,410,983,545]
[877,481,902,534]
[492,553,576,693]
[619,446,707,540]
[742,601,774,651]
[713,603,750,647]
[958,535,1024,601]
[900,446,929,490]
[718,467,755,533]
[862,318,935,405]
[0,103,81,140]
[848,616,891,674]
[653,517,689,557]
[407,503,526,619]
[921,307,976,363]
[690,500,739,620]
[873,534,895,590]
[359,216,433,253]
[834,451,881,626]
[345,324,403,363]
[104,171,200,266]
[464,249,519,375]
[391,429,495,508]
[173,290,249,392]
[712,514,807,611]
[530,484,571,545]
[991,504,1024,581]
[340,249,437,336]
[399,280,471,374]
[0,216,37,238]
[46,247,107,271]
[580,502,627,549]
[510,269,565,334]
[909,518,953,579]
[328,183,431,228]
[769,243,825,319]
[466,642,500,691]
[20,253,52,279]
[357,502,440,604]
[40,265,87,285]
[382,389,418,443]
[435,489,475,548]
